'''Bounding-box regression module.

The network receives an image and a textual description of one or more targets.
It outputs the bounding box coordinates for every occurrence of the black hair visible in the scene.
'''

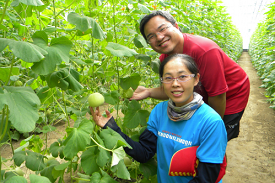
[139,10,180,41]
[159,54,199,78]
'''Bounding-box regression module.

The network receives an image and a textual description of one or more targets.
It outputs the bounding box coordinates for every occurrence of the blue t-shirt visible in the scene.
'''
[147,101,227,183]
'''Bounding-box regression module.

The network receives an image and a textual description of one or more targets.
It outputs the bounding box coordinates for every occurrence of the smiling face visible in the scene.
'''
[144,16,184,55]
[162,58,200,107]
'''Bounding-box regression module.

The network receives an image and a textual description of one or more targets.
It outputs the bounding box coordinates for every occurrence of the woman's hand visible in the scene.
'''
[90,106,113,128]
[130,86,150,100]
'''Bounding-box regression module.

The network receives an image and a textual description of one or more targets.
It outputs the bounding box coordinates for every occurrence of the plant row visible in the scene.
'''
[249,1,275,110]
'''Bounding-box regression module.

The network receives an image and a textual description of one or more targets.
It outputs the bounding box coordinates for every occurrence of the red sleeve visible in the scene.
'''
[197,49,228,97]
[159,54,168,62]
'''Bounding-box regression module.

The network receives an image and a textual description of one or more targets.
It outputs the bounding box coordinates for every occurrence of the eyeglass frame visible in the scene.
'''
[161,74,195,84]
[146,25,172,44]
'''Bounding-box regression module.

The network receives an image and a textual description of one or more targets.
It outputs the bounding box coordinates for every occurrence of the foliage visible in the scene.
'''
[0,0,242,182]
[249,1,275,110]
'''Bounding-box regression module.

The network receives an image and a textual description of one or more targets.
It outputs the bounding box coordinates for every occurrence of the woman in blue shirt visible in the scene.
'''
[90,54,227,183]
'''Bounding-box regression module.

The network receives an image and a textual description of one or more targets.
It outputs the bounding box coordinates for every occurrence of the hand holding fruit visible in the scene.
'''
[90,107,112,128]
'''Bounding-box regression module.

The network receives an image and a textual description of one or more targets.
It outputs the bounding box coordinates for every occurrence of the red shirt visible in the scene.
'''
[159,33,250,115]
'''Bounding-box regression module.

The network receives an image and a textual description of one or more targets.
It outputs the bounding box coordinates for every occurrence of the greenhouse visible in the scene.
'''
[0,0,275,182]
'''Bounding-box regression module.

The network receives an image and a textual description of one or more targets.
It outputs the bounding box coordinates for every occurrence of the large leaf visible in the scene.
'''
[25,151,46,171]
[124,100,150,129]
[120,73,141,90]
[0,38,47,63]
[103,91,120,105]
[0,86,40,133]
[105,42,138,57]
[81,147,101,175]
[31,31,73,75]
[100,128,132,150]
[134,34,148,48]
[0,67,20,83]
[63,119,94,159]
[67,12,105,39]
[111,146,125,167]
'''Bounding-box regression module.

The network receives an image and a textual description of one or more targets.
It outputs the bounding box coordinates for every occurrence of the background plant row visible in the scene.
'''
[249,1,275,110]
[0,0,243,182]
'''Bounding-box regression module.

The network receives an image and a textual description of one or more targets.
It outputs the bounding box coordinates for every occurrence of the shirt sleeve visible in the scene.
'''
[103,117,157,163]
[198,49,228,97]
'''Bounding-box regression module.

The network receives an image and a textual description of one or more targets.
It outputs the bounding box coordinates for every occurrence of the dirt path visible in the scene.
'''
[223,52,275,183]
[1,52,275,182]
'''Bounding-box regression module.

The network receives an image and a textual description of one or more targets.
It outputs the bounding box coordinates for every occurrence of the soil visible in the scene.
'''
[1,52,275,182]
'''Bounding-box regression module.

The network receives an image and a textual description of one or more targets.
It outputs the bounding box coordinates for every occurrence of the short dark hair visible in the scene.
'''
[139,10,178,41]
[159,54,199,78]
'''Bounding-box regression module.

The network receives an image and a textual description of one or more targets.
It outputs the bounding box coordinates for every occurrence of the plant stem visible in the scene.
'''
[5,55,15,86]
[91,133,112,152]
[62,92,70,127]
[55,0,78,18]
[0,0,10,26]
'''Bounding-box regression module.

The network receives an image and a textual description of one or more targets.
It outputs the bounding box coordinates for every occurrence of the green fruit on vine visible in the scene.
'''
[13,167,24,176]
[123,88,134,99]
[88,93,105,107]
[44,154,55,164]
[14,80,23,86]
[123,157,132,166]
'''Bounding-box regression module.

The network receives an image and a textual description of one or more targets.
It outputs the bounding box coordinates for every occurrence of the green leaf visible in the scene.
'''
[138,4,151,14]
[124,100,150,129]
[54,162,70,170]
[151,60,160,74]
[105,42,138,57]
[5,176,28,183]
[29,174,51,183]
[1,86,41,133]
[63,119,93,159]
[100,128,132,150]
[0,38,47,63]
[119,73,141,90]
[25,151,46,171]
[139,158,158,179]
[67,12,105,39]
[111,159,130,180]
[45,68,83,92]
[49,140,65,159]
[0,67,20,83]
[134,34,148,48]
[91,170,118,183]
[13,151,27,166]
[81,147,100,175]
[18,0,44,6]
[103,91,120,105]
[32,31,73,75]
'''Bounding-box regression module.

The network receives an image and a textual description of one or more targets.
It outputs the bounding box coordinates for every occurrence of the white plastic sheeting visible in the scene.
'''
[221,0,273,49]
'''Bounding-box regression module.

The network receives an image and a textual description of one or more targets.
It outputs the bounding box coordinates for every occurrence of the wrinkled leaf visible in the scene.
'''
[111,159,131,180]
[111,146,125,167]
[81,147,100,175]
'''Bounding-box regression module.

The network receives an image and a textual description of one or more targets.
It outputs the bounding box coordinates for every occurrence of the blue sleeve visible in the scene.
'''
[103,117,157,163]
[197,118,227,163]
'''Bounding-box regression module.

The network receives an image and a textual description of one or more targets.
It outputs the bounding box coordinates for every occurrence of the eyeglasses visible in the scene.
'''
[161,74,195,84]
[147,25,172,44]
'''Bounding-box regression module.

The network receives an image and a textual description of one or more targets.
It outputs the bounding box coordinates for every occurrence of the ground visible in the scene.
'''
[1,52,275,182]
